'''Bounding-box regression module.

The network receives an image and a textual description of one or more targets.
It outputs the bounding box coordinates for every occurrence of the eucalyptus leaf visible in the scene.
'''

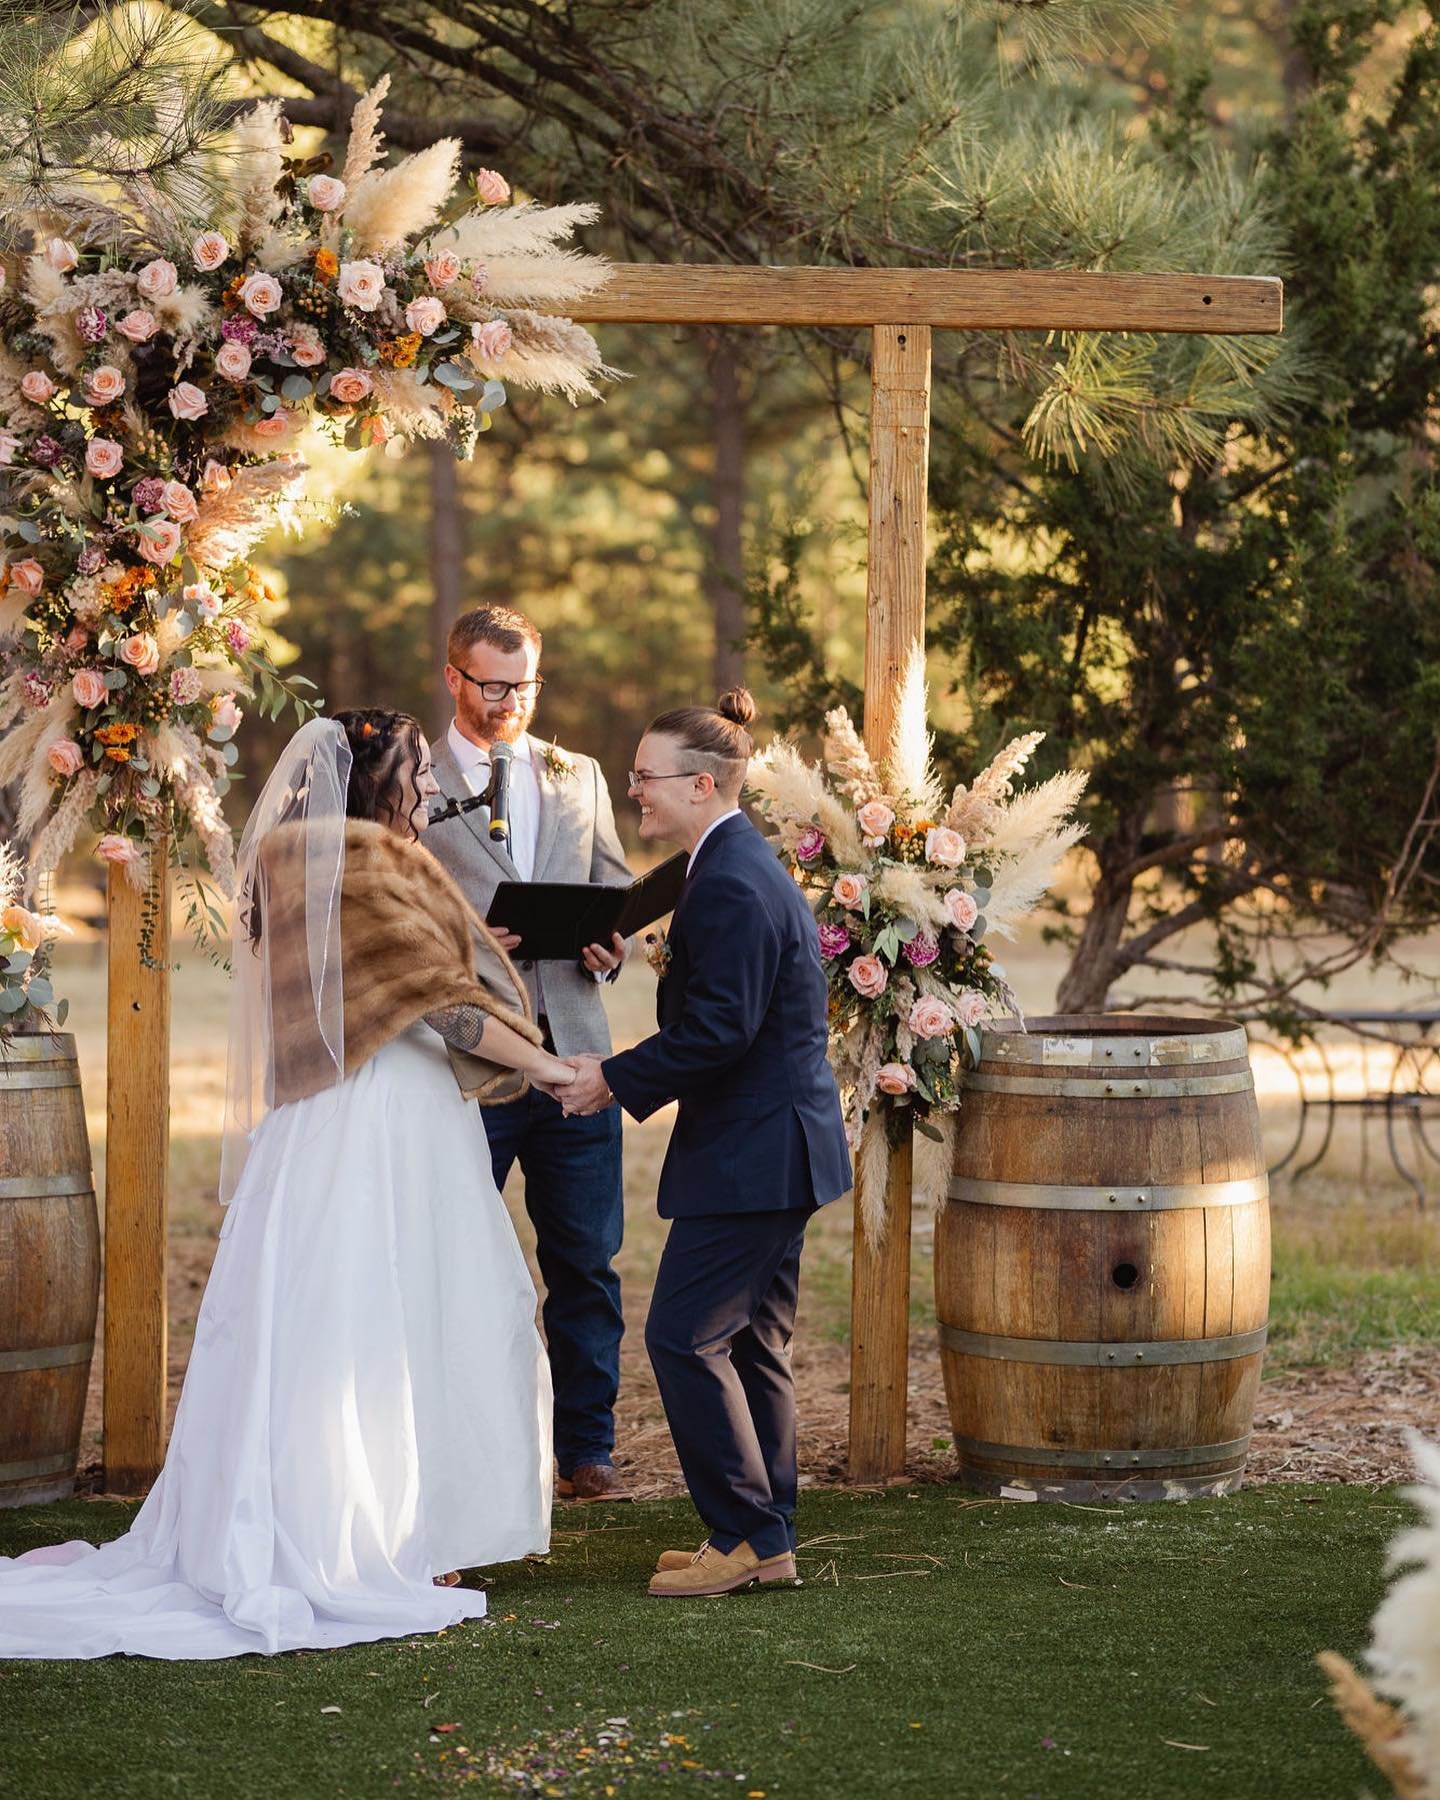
[208,723,234,743]
[895,916,918,943]
[0,988,28,1013]
[915,1117,944,1142]
[141,778,161,798]
[260,393,283,414]
[432,362,475,392]
[221,741,239,766]
[103,669,127,689]
[483,382,508,410]
[280,374,313,402]
[55,998,69,1026]
[6,949,31,973]
[26,977,53,1006]
[972,914,987,939]
[15,518,41,543]
[972,864,994,887]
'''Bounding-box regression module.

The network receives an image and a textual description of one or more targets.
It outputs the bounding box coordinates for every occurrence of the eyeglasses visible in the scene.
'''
[452,668,545,702]
[627,769,703,788]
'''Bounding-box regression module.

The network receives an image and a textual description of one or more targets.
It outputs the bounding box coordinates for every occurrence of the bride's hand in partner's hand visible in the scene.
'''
[531,1054,577,1102]
[558,1053,613,1117]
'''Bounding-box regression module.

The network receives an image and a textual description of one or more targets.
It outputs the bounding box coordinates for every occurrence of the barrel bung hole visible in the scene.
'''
[1111,1261,1140,1291]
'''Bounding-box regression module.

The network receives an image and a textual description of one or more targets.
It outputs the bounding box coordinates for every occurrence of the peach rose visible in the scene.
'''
[924,826,966,867]
[2,904,46,952]
[71,669,107,707]
[252,411,293,439]
[306,174,347,212]
[847,954,888,999]
[328,367,373,405]
[184,581,222,620]
[405,295,446,336]
[876,1062,917,1096]
[832,871,868,910]
[470,318,512,361]
[47,737,85,778]
[944,887,979,932]
[214,340,252,381]
[211,694,243,732]
[191,232,229,272]
[116,309,158,344]
[136,258,178,300]
[137,517,182,565]
[84,437,123,478]
[96,834,141,865]
[162,480,197,522]
[474,168,512,205]
[200,459,232,493]
[120,632,160,676]
[168,382,208,422]
[21,371,55,403]
[337,259,386,311]
[424,249,462,286]
[290,325,326,367]
[45,237,79,272]
[855,800,895,844]
[908,995,956,1039]
[239,271,282,317]
[84,365,126,406]
[954,990,989,1029]
[8,558,44,596]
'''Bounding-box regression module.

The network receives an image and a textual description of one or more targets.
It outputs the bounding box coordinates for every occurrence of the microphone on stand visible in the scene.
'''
[486,740,513,845]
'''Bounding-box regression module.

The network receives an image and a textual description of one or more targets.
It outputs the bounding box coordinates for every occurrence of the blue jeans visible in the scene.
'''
[482,1086,624,1476]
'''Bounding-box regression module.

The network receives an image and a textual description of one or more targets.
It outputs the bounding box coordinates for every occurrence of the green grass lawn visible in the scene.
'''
[0,1484,1399,1800]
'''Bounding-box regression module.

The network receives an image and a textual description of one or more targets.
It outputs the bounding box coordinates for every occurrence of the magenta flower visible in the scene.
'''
[76,543,106,575]
[795,826,826,863]
[76,306,107,343]
[220,314,258,345]
[817,922,851,959]
[131,476,166,512]
[29,435,63,468]
[902,931,940,968]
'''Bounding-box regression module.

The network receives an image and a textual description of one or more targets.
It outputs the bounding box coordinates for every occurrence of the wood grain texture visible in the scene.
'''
[562,266,1283,334]
[848,1132,913,1482]
[103,856,171,1495]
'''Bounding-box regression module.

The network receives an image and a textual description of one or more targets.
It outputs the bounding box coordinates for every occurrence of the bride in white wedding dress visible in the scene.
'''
[0,712,576,1659]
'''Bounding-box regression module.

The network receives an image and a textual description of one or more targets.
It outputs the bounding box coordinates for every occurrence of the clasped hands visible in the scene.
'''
[536,1053,612,1117]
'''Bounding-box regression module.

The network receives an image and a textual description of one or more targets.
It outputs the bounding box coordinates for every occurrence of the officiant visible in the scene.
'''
[427,604,635,1505]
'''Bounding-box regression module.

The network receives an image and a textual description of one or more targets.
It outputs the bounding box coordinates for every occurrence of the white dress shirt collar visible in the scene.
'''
[687,807,743,875]
[445,723,534,772]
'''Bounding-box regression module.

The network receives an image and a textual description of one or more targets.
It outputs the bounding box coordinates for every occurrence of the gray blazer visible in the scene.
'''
[425,732,634,1058]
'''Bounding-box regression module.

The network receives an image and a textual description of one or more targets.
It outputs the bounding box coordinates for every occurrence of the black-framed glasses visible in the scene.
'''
[628,769,703,787]
[451,668,545,702]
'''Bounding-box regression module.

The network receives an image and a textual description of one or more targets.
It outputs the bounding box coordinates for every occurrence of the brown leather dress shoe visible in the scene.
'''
[648,1540,799,1598]
[556,1463,634,1503]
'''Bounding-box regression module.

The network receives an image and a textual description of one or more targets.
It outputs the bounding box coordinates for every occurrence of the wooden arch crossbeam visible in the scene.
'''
[103,263,1282,1493]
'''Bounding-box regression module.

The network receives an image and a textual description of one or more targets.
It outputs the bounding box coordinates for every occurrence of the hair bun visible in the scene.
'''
[717,687,756,728]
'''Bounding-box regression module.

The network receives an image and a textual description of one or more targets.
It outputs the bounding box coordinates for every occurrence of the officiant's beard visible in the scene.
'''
[456,689,536,749]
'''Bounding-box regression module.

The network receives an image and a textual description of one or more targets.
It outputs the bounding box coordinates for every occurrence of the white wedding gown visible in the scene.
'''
[0,1020,553,1660]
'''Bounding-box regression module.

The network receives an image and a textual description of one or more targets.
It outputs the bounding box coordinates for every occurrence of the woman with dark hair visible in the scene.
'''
[0,712,575,1659]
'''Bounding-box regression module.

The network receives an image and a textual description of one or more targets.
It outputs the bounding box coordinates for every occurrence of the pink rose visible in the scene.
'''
[71,668,107,708]
[424,250,462,286]
[855,800,895,844]
[21,371,55,403]
[7,558,44,596]
[215,340,252,381]
[211,694,242,732]
[252,411,292,439]
[470,318,512,361]
[290,325,325,367]
[337,259,386,312]
[328,367,373,405]
[795,826,826,863]
[117,309,158,344]
[64,624,89,652]
[474,168,512,205]
[944,888,979,932]
[96,834,141,866]
[184,581,222,620]
[191,232,230,272]
[405,295,447,336]
[306,174,347,212]
[161,480,197,523]
[84,365,126,406]
[908,995,956,1039]
[200,459,232,493]
[167,382,208,422]
[817,922,851,959]
[137,517,182,565]
[848,954,889,999]
[832,872,867,910]
[876,1062,917,1096]
[47,738,84,777]
[45,237,78,272]
[925,826,966,867]
[170,666,203,705]
[137,258,179,300]
[120,632,160,676]
[954,990,989,1029]
[239,271,282,317]
[0,430,20,465]
[84,437,123,478]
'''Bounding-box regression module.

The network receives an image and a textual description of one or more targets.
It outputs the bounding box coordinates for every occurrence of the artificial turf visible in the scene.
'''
[0,1483,1399,1799]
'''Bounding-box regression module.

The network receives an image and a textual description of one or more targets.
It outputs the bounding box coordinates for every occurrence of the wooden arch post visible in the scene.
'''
[103,266,1281,1491]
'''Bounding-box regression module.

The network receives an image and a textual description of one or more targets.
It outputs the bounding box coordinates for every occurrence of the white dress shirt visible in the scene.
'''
[687,807,743,875]
[446,723,540,881]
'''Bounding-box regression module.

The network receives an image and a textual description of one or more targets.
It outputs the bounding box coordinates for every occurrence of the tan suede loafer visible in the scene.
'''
[647,1540,799,1598]
[654,1541,710,1573]
[556,1464,634,1503]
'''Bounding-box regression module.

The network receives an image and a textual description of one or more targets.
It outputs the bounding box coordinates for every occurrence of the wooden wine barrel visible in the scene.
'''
[0,1032,100,1508]
[937,1015,1269,1501]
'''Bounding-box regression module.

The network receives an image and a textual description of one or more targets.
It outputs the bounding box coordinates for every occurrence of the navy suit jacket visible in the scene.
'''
[601,813,852,1219]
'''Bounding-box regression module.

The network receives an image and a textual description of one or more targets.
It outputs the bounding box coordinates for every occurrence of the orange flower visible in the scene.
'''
[392,331,422,370]
[312,247,339,282]
[96,722,140,762]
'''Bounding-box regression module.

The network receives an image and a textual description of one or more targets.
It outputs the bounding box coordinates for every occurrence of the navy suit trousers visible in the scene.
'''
[644,1207,812,1560]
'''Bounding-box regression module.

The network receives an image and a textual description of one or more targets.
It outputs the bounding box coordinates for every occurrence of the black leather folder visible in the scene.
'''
[485,852,688,960]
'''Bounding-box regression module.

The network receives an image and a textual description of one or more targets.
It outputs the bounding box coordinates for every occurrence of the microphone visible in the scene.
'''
[485,740,513,844]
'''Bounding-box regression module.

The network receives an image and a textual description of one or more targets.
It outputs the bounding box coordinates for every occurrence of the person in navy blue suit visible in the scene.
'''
[559,690,851,1597]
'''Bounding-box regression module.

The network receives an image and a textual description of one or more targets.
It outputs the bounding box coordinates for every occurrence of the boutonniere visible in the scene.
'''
[644,929,672,980]
[542,742,576,783]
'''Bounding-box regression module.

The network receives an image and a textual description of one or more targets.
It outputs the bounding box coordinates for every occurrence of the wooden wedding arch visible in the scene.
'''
[103,264,1283,1494]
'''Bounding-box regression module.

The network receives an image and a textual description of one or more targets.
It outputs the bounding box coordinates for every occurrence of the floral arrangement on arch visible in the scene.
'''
[0,75,609,940]
[0,839,69,1033]
[747,648,1086,1240]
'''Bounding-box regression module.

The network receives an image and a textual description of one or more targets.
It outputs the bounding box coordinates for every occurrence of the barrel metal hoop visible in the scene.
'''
[964,1071,1255,1100]
[0,1338,95,1373]
[946,1175,1269,1212]
[953,1433,1252,1471]
[0,1033,75,1063]
[984,1026,1248,1070]
[939,1323,1268,1366]
[0,1173,96,1201]
[0,1451,74,1482]
[0,1070,79,1091]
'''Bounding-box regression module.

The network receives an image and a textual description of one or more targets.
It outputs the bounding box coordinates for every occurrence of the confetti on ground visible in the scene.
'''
[413,1708,753,1791]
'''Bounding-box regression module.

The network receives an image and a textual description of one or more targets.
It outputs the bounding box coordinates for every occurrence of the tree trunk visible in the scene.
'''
[1054,830,1142,1014]
[427,439,466,738]
[703,331,746,696]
